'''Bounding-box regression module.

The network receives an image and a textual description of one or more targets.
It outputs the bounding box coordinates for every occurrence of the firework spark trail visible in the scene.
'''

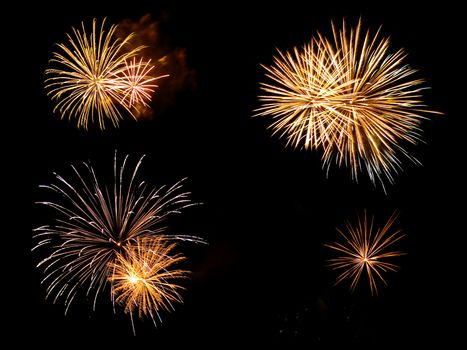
[325,211,405,295]
[255,19,440,191]
[45,18,166,130]
[110,236,188,334]
[33,152,204,315]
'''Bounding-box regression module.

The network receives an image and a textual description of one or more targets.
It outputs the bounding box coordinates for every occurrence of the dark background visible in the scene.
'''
[20,1,463,346]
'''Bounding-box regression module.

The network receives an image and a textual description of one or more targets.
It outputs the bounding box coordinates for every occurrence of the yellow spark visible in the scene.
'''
[325,211,405,295]
[255,19,440,191]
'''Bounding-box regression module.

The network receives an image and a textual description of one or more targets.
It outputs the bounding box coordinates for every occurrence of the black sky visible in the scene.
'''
[18,1,465,346]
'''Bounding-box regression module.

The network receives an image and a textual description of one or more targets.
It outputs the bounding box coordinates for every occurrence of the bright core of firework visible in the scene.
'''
[255,19,439,190]
[110,237,188,331]
[33,152,203,316]
[45,18,166,130]
[128,275,141,284]
[325,211,405,295]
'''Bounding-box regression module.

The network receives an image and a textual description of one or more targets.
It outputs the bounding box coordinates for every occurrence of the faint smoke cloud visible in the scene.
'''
[117,14,196,119]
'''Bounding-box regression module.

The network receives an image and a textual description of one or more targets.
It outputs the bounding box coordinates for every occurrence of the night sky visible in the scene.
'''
[22,1,464,345]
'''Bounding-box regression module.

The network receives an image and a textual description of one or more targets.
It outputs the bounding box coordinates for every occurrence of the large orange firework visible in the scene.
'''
[255,19,439,190]
[325,211,405,295]
[45,19,164,130]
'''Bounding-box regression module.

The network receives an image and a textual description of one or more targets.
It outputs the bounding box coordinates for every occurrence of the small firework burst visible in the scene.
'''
[116,57,168,108]
[255,19,440,190]
[110,236,188,333]
[325,211,405,295]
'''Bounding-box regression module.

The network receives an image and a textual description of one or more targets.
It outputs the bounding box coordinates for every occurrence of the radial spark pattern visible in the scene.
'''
[117,57,167,108]
[255,19,438,190]
[45,19,163,130]
[110,237,188,330]
[325,211,405,295]
[33,153,202,314]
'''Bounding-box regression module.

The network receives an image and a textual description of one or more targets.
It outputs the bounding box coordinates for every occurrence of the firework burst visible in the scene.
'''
[110,236,188,333]
[45,19,164,130]
[325,211,405,295]
[33,152,203,314]
[255,19,439,190]
[116,57,168,109]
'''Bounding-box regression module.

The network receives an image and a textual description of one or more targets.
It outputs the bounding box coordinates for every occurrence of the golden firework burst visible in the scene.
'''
[110,237,188,332]
[325,211,405,295]
[255,19,439,190]
[45,19,164,130]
